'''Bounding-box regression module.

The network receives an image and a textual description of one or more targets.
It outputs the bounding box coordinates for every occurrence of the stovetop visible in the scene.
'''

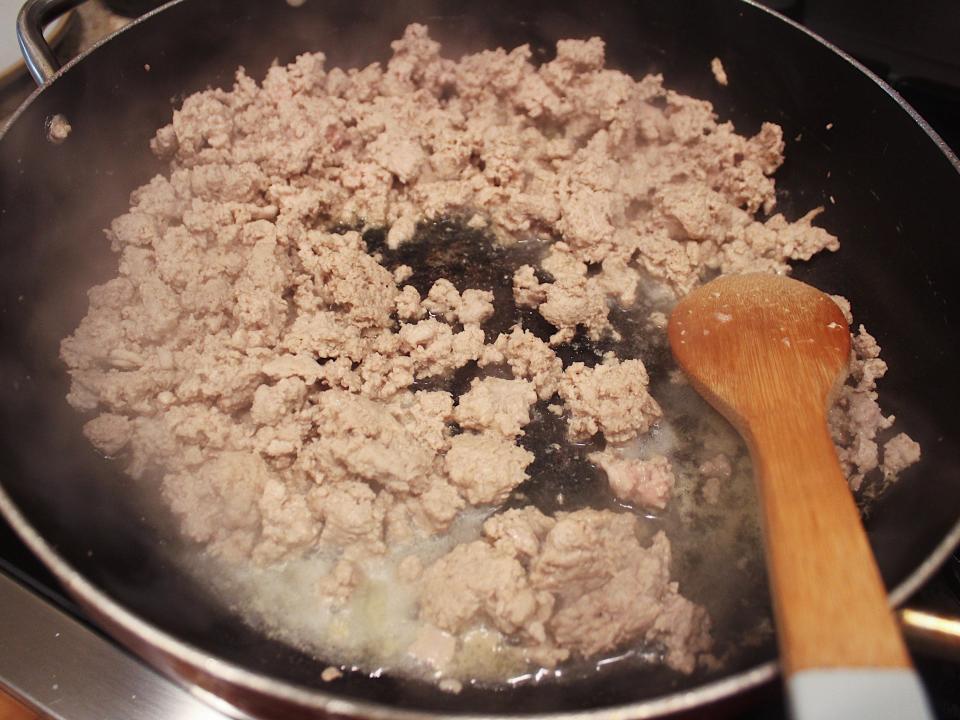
[1,1,959,718]
[0,523,242,720]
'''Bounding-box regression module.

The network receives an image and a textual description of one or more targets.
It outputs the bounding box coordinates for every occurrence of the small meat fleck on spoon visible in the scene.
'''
[668,273,932,720]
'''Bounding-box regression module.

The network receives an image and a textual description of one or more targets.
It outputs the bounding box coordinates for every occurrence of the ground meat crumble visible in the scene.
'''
[61,25,918,686]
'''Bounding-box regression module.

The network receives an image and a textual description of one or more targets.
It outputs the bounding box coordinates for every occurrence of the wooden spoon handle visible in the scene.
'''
[748,409,933,719]
[749,408,908,673]
[668,273,932,718]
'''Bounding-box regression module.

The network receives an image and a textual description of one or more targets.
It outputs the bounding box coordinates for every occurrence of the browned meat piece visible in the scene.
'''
[454,377,538,437]
[559,359,662,442]
[445,433,534,505]
[591,450,675,510]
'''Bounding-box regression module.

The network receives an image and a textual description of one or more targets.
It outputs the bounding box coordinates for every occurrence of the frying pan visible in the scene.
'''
[1,0,959,717]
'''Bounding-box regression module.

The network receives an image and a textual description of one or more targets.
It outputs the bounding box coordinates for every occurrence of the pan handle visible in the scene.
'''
[16,0,85,86]
[899,607,960,662]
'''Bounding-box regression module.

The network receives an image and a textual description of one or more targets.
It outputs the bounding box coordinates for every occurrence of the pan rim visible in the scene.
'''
[1,0,959,717]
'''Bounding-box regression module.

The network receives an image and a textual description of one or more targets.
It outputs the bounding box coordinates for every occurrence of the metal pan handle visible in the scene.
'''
[900,607,960,662]
[16,0,85,86]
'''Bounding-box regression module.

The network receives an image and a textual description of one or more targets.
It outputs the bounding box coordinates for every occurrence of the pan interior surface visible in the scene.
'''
[0,0,958,715]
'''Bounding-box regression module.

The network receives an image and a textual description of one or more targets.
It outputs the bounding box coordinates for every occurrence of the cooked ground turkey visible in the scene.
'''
[61,24,918,683]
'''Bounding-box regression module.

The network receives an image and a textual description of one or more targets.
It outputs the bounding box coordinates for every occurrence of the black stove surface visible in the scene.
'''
[2,1,959,718]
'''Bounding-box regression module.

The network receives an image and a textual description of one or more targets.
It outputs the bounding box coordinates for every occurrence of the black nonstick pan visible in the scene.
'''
[1,0,959,718]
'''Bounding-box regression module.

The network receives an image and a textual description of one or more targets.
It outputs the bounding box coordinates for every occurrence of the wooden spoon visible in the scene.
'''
[668,273,932,720]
